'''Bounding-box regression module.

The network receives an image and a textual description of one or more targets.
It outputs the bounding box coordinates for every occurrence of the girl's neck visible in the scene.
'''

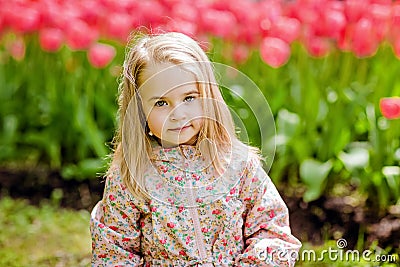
[153,135,198,148]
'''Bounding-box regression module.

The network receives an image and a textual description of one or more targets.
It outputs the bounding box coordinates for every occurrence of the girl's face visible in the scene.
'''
[139,62,204,148]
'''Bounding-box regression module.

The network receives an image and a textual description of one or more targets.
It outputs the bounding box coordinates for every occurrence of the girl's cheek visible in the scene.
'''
[191,102,204,117]
[193,118,204,129]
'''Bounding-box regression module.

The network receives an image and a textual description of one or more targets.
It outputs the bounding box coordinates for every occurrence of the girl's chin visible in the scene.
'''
[157,135,199,148]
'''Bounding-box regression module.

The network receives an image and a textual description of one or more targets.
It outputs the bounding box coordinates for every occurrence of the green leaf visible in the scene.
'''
[61,158,106,180]
[300,158,333,202]
[382,166,400,199]
[338,146,370,172]
[277,109,300,138]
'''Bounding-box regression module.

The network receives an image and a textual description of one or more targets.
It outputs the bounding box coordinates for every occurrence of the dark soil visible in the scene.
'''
[0,166,104,211]
[0,166,399,252]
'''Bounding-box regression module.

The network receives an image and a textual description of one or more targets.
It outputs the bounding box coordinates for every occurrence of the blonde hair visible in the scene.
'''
[112,31,259,200]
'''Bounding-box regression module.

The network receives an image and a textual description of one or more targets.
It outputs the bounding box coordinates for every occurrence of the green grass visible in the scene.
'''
[0,197,398,267]
[0,197,91,267]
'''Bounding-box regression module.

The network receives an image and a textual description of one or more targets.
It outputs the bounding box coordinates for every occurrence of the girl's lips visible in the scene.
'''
[169,125,191,132]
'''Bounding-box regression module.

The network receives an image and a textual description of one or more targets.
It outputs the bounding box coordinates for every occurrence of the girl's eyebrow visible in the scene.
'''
[148,90,199,102]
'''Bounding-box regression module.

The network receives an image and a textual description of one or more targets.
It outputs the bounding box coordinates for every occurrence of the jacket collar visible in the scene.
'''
[150,142,202,162]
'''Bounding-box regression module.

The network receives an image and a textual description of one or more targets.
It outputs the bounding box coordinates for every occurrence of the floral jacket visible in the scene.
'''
[90,145,301,266]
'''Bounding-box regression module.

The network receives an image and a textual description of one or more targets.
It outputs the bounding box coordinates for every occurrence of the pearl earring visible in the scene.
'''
[149,131,153,136]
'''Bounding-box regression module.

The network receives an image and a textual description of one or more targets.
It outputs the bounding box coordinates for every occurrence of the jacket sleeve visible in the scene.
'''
[235,157,302,267]
[90,166,143,266]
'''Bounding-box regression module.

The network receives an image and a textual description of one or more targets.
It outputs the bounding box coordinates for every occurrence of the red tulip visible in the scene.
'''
[166,19,197,37]
[8,38,26,61]
[139,0,167,26]
[351,18,379,58]
[66,19,98,50]
[392,36,400,59]
[260,37,290,68]
[287,1,318,25]
[380,97,400,119]
[103,13,132,42]
[371,0,393,4]
[39,28,64,52]
[321,9,347,39]
[9,6,40,33]
[344,0,368,23]
[306,36,331,58]
[229,1,262,45]
[171,3,198,22]
[392,4,400,27]
[39,1,64,29]
[232,44,249,64]
[87,43,116,68]
[369,3,392,41]
[200,10,236,39]
[79,0,104,26]
[269,17,301,43]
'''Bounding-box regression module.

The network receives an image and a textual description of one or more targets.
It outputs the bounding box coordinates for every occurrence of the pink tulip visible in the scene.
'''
[392,4,400,27]
[287,1,318,25]
[380,97,400,119]
[102,0,136,13]
[8,38,26,61]
[344,0,368,23]
[236,22,261,45]
[260,37,290,68]
[257,0,283,22]
[139,0,167,26]
[39,28,64,52]
[9,6,40,33]
[371,0,392,5]
[351,18,379,57]
[321,9,346,39]
[269,17,301,43]
[368,3,392,41]
[66,19,98,50]
[79,0,104,26]
[392,36,400,58]
[39,1,64,29]
[230,1,262,45]
[171,3,198,22]
[166,19,197,37]
[87,43,116,68]
[305,36,331,58]
[337,23,354,51]
[52,3,82,29]
[200,9,236,39]
[103,13,132,42]
[232,44,249,64]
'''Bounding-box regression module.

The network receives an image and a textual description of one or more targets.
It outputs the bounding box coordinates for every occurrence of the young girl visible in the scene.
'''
[90,32,301,266]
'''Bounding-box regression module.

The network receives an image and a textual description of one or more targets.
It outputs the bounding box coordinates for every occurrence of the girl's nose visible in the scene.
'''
[169,104,187,121]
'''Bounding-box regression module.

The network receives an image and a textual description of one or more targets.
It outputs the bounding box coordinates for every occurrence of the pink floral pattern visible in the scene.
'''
[91,145,301,266]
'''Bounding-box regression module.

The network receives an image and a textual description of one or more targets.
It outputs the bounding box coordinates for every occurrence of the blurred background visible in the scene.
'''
[0,0,399,266]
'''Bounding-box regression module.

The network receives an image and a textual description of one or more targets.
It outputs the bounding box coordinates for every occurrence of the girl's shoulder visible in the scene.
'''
[230,144,261,167]
[104,163,122,185]
[103,163,149,211]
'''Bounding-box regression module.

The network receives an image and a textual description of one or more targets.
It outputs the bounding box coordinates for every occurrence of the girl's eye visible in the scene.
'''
[184,96,196,102]
[155,100,167,107]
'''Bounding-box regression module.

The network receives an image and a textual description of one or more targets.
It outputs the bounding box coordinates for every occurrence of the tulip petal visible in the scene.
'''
[380,97,400,119]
